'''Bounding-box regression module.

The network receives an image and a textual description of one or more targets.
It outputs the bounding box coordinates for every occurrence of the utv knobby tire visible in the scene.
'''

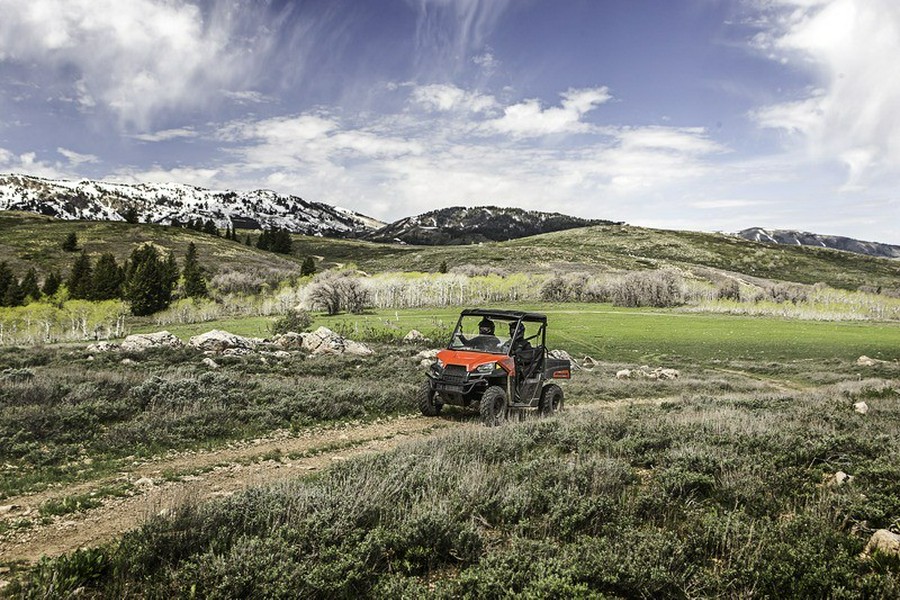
[538,384,563,416]
[480,386,508,427]
[418,382,443,417]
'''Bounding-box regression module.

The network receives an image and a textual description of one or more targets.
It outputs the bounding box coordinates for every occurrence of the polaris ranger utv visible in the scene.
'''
[420,309,571,426]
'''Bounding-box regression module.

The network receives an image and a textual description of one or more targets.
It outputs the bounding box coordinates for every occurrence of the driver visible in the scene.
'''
[463,317,500,350]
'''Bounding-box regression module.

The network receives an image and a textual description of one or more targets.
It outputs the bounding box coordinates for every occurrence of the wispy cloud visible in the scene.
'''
[57,147,99,166]
[132,128,199,143]
[749,0,900,185]
[0,0,268,130]
[482,88,612,138]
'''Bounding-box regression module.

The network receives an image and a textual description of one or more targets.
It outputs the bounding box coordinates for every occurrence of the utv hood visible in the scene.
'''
[436,349,513,373]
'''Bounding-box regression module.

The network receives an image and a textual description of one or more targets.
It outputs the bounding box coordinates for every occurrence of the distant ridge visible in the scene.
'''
[366,206,618,245]
[737,227,900,259]
[0,173,384,236]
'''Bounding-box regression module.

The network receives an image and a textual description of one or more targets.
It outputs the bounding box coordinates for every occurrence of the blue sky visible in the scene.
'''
[1,0,898,244]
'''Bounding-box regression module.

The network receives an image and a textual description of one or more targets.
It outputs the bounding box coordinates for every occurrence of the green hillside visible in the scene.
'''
[2,211,898,291]
[292,223,900,290]
[0,211,303,277]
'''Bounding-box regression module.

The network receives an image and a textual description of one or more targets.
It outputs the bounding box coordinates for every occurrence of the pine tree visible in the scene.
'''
[245,234,252,246]
[42,270,62,297]
[270,228,292,254]
[0,261,13,303]
[256,229,271,251]
[2,278,25,307]
[301,256,316,277]
[66,251,94,300]
[92,253,124,300]
[124,244,177,316]
[122,206,140,224]
[202,219,218,236]
[20,267,41,301]
[61,232,79,252]
[438,260,449,274]
[182,242,208,298]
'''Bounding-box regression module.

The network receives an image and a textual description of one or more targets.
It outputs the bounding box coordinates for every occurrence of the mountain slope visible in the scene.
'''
[365,206,616,245]
[0,173,383,236]
[737,227,900,259]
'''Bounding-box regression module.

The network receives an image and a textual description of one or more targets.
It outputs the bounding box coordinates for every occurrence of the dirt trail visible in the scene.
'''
[0,395,681,565]
[0,414,472,565]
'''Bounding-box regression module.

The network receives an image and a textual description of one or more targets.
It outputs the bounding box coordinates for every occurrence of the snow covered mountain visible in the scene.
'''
[0,173,383,236]
[737,227,900,259]
[366,206,617,245]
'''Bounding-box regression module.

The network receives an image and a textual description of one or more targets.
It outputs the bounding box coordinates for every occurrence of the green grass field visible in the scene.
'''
[143,303,900,366]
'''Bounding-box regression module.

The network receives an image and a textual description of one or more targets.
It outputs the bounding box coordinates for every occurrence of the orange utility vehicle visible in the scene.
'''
[420,309,571,426]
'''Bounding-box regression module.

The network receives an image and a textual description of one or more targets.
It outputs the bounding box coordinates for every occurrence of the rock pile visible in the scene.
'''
[189,329,260,354]
[616,366,680,380]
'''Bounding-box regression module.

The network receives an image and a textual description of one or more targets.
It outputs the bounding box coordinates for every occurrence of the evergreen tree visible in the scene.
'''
[256,229,271,251]
[2,277,25,307]
[20,267,41,301]
[42,270,62,297]
[301,256,316,277]
[122,206,140,224]
[124,244,177,316]
[202,219,218,236]
[92,253,124,300]
[66,251,94,300]
[61,232,79,252]
[245,234,252,246]
[0,261,12,301]
[270,228,292,254]
[182,242,208,298]
[438,260,449,274]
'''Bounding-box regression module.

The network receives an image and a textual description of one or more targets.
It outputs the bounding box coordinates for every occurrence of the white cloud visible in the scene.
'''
[483,87,612,138]
[0,0,262,130]
[132,128,199,143]
[57,147,99,166]
[750,0,900,184]
[410,84,497,113]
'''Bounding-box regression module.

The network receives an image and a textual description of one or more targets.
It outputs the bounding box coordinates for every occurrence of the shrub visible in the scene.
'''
[270,308,312,335]
[611,270,683,307]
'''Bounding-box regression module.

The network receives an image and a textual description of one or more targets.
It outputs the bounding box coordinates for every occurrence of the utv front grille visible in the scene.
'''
[442,365,468,385]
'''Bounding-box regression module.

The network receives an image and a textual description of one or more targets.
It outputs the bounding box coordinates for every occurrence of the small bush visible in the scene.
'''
[269,308,312,335]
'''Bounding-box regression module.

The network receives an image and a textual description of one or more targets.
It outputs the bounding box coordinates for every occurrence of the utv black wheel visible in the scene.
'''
[418,382,443,417]
[480,386,508,427]
[538,384,563,416]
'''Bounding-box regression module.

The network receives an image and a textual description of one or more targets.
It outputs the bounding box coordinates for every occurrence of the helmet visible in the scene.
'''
[508,321,523,337]
[478,317,495,335]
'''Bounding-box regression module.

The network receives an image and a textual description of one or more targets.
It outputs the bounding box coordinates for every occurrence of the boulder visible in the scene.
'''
[403,329,430,343]
[189,330,258,353]
[202,357,220,369]
[299,326,373,356]
[854,401,869,415]
[121,331,184,352]
[616,369,632,379]
[827,471,854,487]
[856,355,882,366]
[273,332,305,350]
[615,366,679,380]
[581,355,599,369]
[861,529,900,559]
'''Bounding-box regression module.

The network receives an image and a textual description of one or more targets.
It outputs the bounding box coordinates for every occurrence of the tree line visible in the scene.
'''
[0,239,209,316]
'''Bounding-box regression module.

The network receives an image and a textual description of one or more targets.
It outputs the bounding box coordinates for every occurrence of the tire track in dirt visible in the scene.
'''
[0,395,684,565]
[0,414,474,564]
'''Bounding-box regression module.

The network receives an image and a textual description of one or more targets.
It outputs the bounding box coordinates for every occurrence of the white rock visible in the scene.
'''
[86,341,119,353]
[273,332,304,350]
[616,369,632,379]
[202,357,220,369]
[299,326,373,356]
[0,504,18,514]
[856,355,880,366]
[854,401,869,415]
[121,331,184,352]
[828,471,854,486]
[403,329,429,343]
[657,368,680,380]
[415,349,440,361]
[189,329,257,353]
[133,477,155,488]
[861,529,900,559]
[121,358,136,365]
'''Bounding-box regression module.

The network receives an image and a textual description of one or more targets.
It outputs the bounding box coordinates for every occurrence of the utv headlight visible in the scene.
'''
[475,362,497,374]
[436,358,445,368]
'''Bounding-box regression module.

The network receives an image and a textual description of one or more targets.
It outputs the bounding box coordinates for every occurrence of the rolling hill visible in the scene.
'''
[2,212,899,292]
[737,227,900,259]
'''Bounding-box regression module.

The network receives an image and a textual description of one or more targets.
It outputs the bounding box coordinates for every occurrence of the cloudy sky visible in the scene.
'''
[1,0,899,243]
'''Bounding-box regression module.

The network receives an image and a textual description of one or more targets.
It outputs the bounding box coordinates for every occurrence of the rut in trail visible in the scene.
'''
[0,414,469,565]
